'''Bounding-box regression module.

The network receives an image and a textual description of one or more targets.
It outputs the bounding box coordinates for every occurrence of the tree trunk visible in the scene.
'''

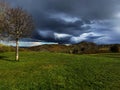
[15,39,19,61]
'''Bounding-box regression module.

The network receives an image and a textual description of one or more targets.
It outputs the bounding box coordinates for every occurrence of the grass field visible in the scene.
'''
[0,52,120,90]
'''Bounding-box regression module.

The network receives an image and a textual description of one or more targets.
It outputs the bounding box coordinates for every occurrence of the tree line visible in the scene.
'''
[0,1,34,61]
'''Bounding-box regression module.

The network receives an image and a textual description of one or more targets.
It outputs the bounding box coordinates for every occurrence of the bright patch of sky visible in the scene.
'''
[0,41,58,47]
[70,32,102,43]
[50,13,80,23]
[54,33,71,39]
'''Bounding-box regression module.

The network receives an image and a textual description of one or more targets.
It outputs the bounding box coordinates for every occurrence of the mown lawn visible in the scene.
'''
[0,52,120,90]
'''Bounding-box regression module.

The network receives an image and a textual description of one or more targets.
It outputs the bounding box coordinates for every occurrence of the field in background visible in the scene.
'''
[0,52,120,90]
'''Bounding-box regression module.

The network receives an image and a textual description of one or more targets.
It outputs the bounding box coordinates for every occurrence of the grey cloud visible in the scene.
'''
[6,0,116,19]
[3,0,120,44]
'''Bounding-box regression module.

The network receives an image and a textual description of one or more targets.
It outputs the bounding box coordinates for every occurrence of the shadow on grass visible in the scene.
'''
[0,55,17,62]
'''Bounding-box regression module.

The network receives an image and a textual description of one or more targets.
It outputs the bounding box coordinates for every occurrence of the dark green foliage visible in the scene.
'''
[72,48,79,54]
[81,47,85,51]
[72,41,99,54]
[110,45,119,52]
[0,52,120,90]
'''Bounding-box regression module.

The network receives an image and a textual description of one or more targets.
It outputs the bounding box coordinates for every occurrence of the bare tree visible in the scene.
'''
[4,7,34,61]
[0,1,9,38]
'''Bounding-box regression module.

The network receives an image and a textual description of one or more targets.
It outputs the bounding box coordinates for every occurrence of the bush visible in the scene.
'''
[110,45,119,53]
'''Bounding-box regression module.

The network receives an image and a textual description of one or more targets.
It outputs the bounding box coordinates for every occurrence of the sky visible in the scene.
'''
[3,0,120,45]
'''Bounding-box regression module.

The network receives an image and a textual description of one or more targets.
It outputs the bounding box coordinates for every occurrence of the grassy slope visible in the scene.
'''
[0,52,120,90]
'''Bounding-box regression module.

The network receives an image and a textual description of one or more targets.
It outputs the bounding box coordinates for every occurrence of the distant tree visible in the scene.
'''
[3,7,34,61]
[72,48,79,54]
[110,45,119,53]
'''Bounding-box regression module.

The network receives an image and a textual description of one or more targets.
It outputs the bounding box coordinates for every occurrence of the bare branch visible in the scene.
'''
[4,7,34,40]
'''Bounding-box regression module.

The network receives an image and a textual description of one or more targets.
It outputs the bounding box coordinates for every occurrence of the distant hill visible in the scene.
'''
[27,41,120,54]
[28,44,70,53]
[1,42,120,54]
[0,44,29,52]
[0,44,14,52]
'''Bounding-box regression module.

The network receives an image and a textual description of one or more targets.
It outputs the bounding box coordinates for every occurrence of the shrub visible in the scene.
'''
[110,45,119,53]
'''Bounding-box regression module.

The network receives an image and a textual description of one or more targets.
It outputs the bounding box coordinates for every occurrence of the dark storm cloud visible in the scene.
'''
[6,0,115,18]
[6,0,113,16]
[4,0,120,44]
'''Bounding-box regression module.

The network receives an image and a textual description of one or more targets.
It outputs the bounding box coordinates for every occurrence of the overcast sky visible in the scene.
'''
[4,0,120,45]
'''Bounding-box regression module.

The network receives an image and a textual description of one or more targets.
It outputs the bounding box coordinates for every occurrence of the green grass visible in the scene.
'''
[0,52,120,90]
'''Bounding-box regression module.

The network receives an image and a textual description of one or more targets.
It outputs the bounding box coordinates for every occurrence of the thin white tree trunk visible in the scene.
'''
[15,39,19,61]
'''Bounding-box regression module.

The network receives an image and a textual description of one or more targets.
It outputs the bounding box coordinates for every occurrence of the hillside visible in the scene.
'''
[0,44,14,52]
[27,42,120,54]
[28,44,70,53]
[1,42,120,54]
